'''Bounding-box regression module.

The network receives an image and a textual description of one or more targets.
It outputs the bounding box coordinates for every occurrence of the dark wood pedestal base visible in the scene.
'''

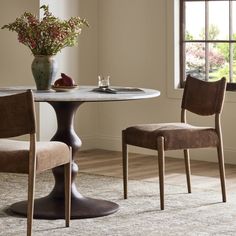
[10,101,119,219]
[11,196,119,219]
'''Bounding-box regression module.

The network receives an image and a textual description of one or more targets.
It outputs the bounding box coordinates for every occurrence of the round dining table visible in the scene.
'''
[0,85,160,219]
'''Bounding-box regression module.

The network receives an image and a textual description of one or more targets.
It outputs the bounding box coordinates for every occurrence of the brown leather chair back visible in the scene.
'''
[181,75,226,116]
[0,90,36,138]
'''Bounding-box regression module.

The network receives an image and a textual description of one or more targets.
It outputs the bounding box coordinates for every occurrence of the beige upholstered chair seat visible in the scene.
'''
[0,90,71,235]
[0,139,70,174]
[124,123,219,150]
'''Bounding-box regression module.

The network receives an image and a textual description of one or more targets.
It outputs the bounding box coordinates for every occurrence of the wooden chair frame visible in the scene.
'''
[0,90,72,236]
[122,76,226,210]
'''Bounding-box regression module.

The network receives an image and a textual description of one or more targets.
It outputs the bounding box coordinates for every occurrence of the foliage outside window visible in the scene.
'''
[180,0,236,90]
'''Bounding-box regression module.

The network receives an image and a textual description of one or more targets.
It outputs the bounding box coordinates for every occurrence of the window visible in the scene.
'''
[180,0,236,90]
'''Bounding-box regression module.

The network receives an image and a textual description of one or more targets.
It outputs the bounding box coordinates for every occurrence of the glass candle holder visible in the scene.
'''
[98,75,110,88]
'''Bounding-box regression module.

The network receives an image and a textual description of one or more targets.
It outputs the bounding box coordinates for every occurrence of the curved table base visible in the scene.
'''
[10,101,119,219]
[10,196,119,219]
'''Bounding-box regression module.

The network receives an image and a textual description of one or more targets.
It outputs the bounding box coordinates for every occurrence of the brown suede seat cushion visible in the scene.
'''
[124,123,219,150]
[0,139,70,174]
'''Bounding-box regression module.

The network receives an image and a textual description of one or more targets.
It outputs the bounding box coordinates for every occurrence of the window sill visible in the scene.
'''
[167,85,236,103]
[226,83,236,91]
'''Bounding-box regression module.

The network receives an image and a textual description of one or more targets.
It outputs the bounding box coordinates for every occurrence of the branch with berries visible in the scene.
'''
[1,5,89,56]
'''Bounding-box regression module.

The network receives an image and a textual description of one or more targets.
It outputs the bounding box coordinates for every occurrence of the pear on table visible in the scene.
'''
[54,73,76,87]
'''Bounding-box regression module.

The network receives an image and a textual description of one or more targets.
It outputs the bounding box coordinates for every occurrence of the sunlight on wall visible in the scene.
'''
[38,0,98,144]
[39,0,81,141]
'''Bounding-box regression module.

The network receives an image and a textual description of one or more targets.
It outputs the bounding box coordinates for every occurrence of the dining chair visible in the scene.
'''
[122,75,227,210]
[0,90,71,236]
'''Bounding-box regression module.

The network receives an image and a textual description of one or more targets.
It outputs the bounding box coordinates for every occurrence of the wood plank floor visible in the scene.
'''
[76,149,236,192]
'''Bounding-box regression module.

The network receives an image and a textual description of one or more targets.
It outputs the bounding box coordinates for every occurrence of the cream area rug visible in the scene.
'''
[0,171,236,236]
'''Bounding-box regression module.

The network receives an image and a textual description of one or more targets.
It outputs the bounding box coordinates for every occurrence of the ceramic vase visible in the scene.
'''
[31,55,58,90]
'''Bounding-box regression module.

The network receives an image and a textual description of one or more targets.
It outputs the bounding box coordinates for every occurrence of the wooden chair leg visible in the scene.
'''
[122,131,128,199]
[27,169,36,236]
[64,148,72,227]
[217,145,226,202]
[157,136,165,210]
[184,149,191,193]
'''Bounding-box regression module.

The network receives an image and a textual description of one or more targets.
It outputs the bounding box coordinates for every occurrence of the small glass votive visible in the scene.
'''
[98,75,110,88]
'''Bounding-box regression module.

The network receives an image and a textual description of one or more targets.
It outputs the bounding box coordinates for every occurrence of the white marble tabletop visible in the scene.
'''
[0,86,160,102]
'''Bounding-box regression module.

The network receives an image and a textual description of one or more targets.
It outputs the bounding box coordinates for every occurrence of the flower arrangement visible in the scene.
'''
[1,5,89,56]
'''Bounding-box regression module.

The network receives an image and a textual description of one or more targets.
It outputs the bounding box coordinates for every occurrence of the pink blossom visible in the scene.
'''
[186,43,225,71]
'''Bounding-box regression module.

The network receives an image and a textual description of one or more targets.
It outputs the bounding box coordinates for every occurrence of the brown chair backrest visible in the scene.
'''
[181,75,226,116]
[0,90,36,138]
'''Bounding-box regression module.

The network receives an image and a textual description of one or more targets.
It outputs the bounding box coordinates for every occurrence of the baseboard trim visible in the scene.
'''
[80,134,236,165]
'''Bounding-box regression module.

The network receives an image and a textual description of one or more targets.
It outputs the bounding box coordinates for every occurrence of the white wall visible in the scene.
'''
[38,0,99,145]
[0,0,98,144]
[0,0,39,87]
[0,0,40,137]
[2,1,236,164]
[76,0,99,149]
[96,0,168,149]
[95,0,236,165]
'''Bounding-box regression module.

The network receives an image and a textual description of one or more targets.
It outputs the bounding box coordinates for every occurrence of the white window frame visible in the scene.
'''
[166,0,236,102]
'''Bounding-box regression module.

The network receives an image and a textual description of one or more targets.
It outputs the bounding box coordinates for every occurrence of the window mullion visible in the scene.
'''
[180,0,236,90]
[180,0,186,87]
[205,1,209,81]
[229,0,233,82]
